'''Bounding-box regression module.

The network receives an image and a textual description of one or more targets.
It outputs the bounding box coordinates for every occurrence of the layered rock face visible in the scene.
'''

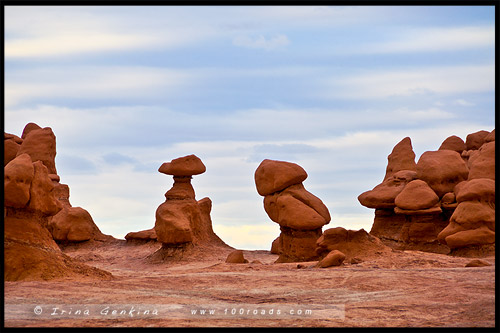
[151,155,227,251]
[4,123,111,281]
[255,159,330,262]
[358,129,495,254]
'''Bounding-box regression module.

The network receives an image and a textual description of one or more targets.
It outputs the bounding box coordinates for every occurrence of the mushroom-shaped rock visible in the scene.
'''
[158,154,206,176]
[439,135,466,154]
[394,179,440,211]
[255,159,330,262]
[416,150,469,198]
[254,159,307,196]
[316,250,345,268]
[225,250,248,263]
[383,137,417,181]
[358,170,417,209]
[4,154,34,208]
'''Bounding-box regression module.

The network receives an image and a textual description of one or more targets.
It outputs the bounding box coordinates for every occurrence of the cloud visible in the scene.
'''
[321,64,494,99]
[55,154,98,175]
[4,6,217,59]
[5,66,195,108]
[453,99,475,107]
[362,25,495,54]
[233,33,290,50]
[5,33,162,59]
[101,152,137,166]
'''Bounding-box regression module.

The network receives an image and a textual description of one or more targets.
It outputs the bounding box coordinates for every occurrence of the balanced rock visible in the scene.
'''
[158,154,206,176]
[254,159,308,196]
[152,155,228,254]
[255,159,330,263]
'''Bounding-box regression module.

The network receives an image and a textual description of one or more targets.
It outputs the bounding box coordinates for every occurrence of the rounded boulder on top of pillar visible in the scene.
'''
[158,154,206,176]
[255,159,330,263]
[254,159,308,196]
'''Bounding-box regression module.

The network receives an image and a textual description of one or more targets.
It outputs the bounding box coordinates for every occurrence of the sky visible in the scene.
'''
[4,5,495,250]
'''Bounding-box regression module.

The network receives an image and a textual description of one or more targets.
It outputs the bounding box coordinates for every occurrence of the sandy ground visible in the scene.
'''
[4,239,496,327]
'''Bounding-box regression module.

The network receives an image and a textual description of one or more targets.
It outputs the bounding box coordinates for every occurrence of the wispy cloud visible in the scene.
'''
[321,64,495,99]
[5,66,195,107]
[4,6,216,59]
[362,25,495,54]
[233,33,290,50]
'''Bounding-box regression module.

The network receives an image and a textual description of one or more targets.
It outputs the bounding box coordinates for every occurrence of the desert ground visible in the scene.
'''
[4,238,495,328]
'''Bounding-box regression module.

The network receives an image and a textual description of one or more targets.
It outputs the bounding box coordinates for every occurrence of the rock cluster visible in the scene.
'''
[255,159,331,262]
[4,123,111,281]
[146,155,227,253]
[358,129,495,254]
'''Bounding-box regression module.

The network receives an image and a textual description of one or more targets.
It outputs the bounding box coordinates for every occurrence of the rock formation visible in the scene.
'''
[145,155,228,259]
[358,129,495,255]
[255,159,331,263]
[316,250,346,268]
[315,227,392,262]
[225,250,249,263]
[4,123,112,281]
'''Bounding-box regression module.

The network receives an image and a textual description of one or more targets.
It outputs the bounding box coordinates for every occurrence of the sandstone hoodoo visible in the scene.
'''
[4,123,112,281]
[358,129,495,255]
[147,154,228,258]
[255,159,331,263]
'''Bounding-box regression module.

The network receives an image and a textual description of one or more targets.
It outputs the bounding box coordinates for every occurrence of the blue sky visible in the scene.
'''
[4,5,495,249]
